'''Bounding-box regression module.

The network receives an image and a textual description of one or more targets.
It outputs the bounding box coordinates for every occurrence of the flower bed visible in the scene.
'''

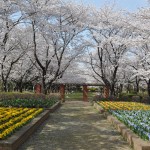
[99,101,150,110]
[110,110,150,141]
[0,107,43,140]
[97,101,150,141]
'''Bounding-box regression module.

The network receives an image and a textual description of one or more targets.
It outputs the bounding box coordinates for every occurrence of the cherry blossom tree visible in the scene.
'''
[126,5,150,96]
[0,0,26,92]
[87,6,132,96]
[18,0,90,94]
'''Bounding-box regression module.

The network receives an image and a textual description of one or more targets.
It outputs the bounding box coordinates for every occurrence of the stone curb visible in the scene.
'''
[93,102,109,116]
[107,116,150,150]
[93,102,150,150]
[46,101,61,112]
[0,102,61,150]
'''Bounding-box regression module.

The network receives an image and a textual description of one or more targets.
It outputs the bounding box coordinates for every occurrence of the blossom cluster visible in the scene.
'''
[99,101,150,110]
[0,107,43,140]
[110,110,150,140]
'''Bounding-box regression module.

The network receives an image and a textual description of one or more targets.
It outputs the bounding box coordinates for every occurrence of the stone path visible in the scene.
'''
[19,101,132,150]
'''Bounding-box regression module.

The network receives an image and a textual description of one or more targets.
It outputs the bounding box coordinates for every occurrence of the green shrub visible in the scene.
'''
[0,92,60,101]
[88,87,98,92]
[118,92,139,101]
[141,96,150,104]
[0,92,60,108]
[92,95,119,101]
[119,92,137,98]
[0,99,57,108]
[119,92,149,102]
[131,96,142,102]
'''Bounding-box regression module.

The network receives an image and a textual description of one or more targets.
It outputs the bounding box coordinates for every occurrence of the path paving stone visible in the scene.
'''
[19,101,132,150]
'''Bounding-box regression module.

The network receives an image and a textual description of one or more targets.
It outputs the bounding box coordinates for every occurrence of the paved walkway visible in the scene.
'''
[19,101,132,150]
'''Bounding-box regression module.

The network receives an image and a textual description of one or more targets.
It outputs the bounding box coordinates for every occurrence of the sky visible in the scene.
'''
[82,0,149,12]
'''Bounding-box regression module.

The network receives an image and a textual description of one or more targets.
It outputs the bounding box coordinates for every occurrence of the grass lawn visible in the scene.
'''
[66,92,96,100]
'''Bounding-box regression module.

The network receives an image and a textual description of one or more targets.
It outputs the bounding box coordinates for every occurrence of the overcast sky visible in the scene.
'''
[82,0,149,11]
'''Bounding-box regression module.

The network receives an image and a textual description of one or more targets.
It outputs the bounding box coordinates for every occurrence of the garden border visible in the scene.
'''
[93,102,150,150]
[0,101,61,150]
[46,101,61,112]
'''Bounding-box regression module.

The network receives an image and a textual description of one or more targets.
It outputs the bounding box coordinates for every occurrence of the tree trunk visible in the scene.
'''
[135,84,139,94]
[2,80,7,92]
[119,84,123,93]
[135,77,140,94]
[147,79,150,97]
[110,84,115,96]
[42,70,47,94]
[127,82,130,93]
[19,88,23,93]
[110,88,115,96]
[19,82,23,93]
